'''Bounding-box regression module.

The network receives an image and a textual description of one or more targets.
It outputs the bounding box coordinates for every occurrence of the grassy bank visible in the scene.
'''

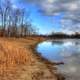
[0,37,64,80]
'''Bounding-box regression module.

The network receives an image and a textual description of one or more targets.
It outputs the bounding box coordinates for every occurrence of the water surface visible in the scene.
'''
[36,39,80,80]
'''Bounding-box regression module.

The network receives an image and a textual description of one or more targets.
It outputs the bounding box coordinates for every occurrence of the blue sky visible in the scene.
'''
[11,0,63,34]
[10,0,80,34]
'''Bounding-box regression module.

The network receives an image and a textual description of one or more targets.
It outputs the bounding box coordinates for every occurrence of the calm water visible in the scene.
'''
[36,39,80,80]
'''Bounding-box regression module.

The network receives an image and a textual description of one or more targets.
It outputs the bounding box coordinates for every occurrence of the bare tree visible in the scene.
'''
[0,1,4,36]
[20,9,25,37]
[0,0,37,37]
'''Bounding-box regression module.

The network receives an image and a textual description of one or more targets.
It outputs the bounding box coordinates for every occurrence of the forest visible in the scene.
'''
[0,0,37,37]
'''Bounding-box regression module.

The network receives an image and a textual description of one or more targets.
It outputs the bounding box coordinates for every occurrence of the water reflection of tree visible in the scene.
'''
[51,40,64,45]
[75,41,80,45]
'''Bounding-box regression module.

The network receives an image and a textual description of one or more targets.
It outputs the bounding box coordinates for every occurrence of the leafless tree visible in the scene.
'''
[0,0,37,37]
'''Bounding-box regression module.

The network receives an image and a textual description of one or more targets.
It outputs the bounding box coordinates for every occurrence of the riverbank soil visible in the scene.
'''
[0,37,64,80]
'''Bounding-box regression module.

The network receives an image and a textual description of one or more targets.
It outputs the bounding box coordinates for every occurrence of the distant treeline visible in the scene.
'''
[48,33,80,39]
[0,0,37,37]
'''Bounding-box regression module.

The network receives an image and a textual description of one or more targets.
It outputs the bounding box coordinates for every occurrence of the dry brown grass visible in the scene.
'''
[0,37,62,80]
[0,38,33,79]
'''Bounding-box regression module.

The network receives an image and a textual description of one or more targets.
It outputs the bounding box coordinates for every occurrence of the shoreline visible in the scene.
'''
[29,38,65,80]
[0,37,65,80]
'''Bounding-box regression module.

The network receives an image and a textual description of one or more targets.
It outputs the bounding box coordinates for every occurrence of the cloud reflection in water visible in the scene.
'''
[37,39,80,80]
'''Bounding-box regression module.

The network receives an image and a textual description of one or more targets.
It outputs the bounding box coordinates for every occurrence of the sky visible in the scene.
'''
[3,0,80,34]
[10,0,63,34]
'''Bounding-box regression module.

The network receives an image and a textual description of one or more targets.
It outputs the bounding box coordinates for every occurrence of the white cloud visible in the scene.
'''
[12,4,17,9]
[25,0,80,32]
[26,0,80,14]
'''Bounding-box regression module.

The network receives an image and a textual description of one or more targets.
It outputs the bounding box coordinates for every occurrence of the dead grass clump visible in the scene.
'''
[0,39,32,76]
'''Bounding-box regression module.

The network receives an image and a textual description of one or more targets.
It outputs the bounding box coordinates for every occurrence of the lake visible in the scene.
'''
[36,39,80,80]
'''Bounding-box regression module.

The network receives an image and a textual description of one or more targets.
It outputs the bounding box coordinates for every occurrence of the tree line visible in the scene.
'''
[48,32,80,39]
[0,0,37,37]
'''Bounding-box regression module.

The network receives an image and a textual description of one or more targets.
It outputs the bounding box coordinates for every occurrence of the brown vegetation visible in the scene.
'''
[0,37,64,80]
